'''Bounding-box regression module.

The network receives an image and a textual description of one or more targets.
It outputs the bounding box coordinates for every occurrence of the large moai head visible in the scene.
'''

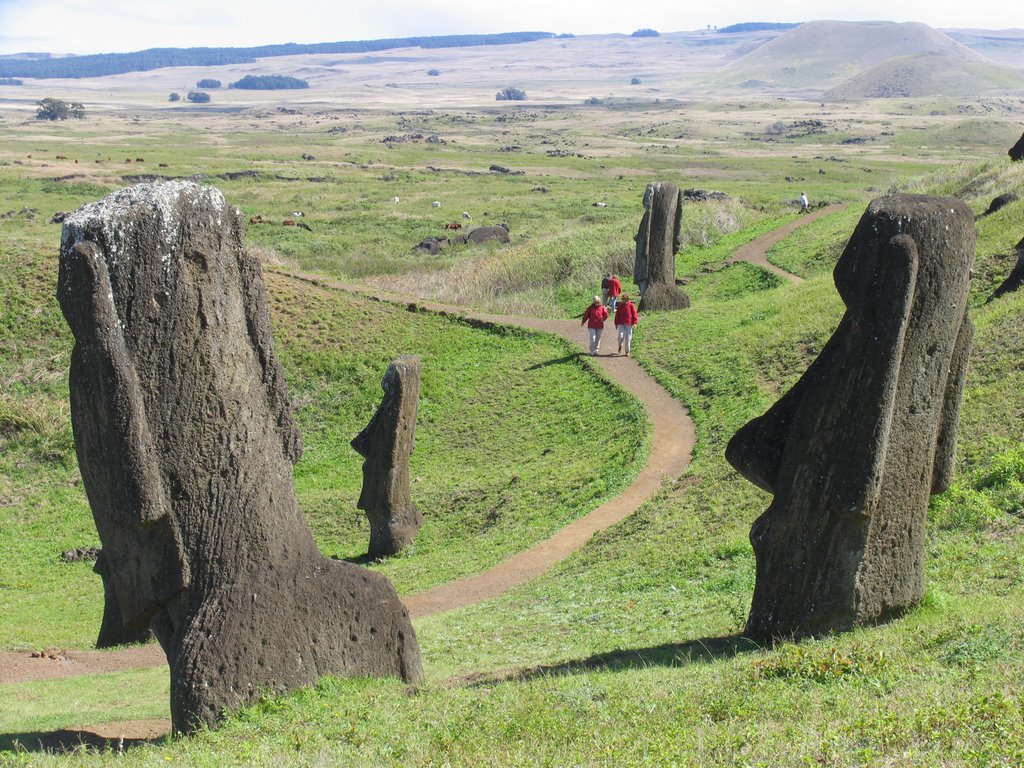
[351,356,424,558]
[58,181,421,734]
[726,195,974,640]
[634,182,690,311]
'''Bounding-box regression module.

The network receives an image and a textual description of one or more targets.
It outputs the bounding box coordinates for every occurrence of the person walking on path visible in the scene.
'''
[608,274,622,311]
[600,273,612,307]
[614,294,639,356]
[800,191,809,213]
[581,295,609,355]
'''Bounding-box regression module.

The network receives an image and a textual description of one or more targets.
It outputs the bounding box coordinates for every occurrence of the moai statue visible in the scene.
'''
[726,195,974,640]
[634,182,690,311]
[58,181,421,734]
[987,235,1024,303]
[1009,131,1024,162]
[351,356,424,558]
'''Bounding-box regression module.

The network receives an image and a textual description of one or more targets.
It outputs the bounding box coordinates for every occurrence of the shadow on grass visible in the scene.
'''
[526,352,584,370]
[0,727,168,754]
[455,634,761,687]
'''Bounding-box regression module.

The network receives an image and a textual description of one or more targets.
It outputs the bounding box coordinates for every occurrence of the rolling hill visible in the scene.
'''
[710,19,1022,96]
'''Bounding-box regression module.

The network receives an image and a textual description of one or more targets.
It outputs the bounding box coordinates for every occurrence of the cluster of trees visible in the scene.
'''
[631,28,659,37]
[496,86,527,101]
[196,78,221,88]
[168,91,211,103]
[229,75,309,90]
[0,77,23,86]
[35,98,85,120]
[0,32,555,79]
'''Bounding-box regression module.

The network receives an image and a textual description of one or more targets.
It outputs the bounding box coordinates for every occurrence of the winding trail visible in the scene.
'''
[725,204,846,284]
[0,207,839,690]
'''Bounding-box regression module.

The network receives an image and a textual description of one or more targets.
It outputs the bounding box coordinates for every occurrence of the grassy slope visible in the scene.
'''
[2,106,1024,765]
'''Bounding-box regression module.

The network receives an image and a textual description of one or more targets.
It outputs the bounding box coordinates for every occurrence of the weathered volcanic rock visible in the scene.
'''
[351,356,424,558]
[1009,131,1024,162]
[981,192,1019,217]
[726,194,974,640]
[58,181,421,734]
[634,182,690,311]
[987,236,1024,303]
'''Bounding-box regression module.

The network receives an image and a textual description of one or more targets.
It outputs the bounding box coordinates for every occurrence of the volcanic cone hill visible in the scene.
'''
[711,20,1002,94]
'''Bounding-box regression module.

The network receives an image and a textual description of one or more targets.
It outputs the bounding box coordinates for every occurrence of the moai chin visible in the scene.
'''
[634,181,690,311]
[726,195,974,640]
[351,356,424,558]
[58,181,422,734]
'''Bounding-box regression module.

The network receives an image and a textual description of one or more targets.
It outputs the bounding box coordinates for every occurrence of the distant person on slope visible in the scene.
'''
[614,294,639,356]
[607,274,622,311]
[581,295,609,355]
[800,191,809,213]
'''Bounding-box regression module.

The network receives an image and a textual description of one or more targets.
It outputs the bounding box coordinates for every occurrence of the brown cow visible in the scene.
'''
[444,222,462,230]
[249,215,266,225]
[282,219,296,226]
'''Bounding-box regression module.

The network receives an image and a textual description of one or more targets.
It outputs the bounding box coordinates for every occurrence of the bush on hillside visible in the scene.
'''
[230,75,309,90]
[630,76,642,85]
[631,28,659,37]
[168,92,181,102]
[35,98,84,120]
[496,86,527,101]
[426,68,441,76]
[196,78,221,88]
[0,77,23,86]
[186,90,211,103]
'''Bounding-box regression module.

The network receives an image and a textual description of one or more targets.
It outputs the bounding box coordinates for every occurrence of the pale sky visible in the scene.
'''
[0,0,1020,56]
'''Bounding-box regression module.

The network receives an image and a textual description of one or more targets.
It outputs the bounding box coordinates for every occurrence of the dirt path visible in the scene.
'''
[725,204,847,284]
[0,206,842,688]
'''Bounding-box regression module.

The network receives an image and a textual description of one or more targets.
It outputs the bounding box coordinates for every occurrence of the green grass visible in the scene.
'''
[2,99,1024,766]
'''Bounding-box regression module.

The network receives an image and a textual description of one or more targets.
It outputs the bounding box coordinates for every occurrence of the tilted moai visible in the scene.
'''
[726,195,974,640]
[351,356,424,558]
[1009,131,1024,162]
[58,181,421,734]
[634,182,691,311]
[987,235,1024,303]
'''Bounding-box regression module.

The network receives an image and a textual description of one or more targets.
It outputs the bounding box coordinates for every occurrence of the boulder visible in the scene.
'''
[351,356,424,558]
[466,224,510,244]
[726,195,974,640]
[58,181,421,734]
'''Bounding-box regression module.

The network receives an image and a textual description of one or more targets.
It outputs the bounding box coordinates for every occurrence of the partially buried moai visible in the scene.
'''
[634,181,690,311]
[58,181,421,734]
[351,356,424,559]
[726,195,974,640]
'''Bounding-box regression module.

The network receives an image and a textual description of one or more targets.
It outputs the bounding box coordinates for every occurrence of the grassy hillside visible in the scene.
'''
[824,52,1024,100]
[713,20,994,93]
[2,95,1024,765]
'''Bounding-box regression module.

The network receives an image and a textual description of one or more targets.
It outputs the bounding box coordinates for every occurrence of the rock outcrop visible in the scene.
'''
[351,356,424,558]
[726,195,974,640]
[58,181,421,734]
[634,182,690,311]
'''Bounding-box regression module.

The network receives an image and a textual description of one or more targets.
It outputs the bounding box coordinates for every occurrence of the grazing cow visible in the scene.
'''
[125,159,132,163]
[56,155,67,160]
[392,196,400,203]
[431,201,441,207]
[462,211,471,220]
[136,158,145,163]
[282,219,296,226]
[444,222,462,230]
[291,211,304,217]
[159,163,169,168]
[297,221,312,232]
[249,215,266,225]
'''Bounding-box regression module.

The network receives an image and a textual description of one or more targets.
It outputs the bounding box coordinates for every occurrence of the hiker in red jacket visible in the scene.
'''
[614,294,639,356]
[581,295,609,355]
[607,274,622,311]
